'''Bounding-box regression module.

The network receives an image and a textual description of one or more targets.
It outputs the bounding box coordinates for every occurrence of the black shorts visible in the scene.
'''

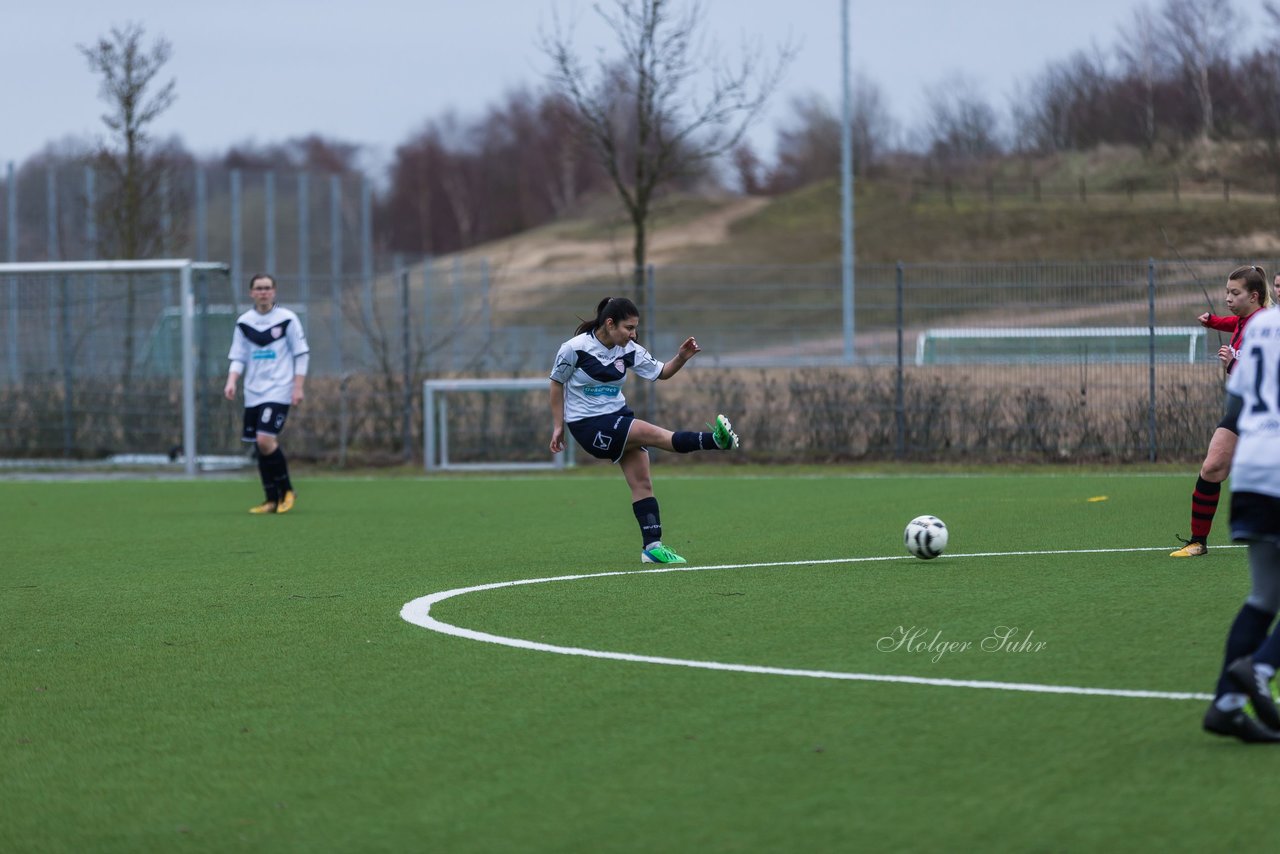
[567,406,636,463]
[242,403,291,442]
[1231,491,1280,544]
[1217,410,1240,434]
[1218,390,1242,434]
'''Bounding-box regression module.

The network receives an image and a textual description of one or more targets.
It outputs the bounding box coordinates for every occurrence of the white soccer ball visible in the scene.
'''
[904,515,948,560]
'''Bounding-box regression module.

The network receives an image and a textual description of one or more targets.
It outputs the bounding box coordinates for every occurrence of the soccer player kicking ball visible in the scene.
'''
[1202,299,1280,743]
[549,296,740,564]
[225,273,309,514]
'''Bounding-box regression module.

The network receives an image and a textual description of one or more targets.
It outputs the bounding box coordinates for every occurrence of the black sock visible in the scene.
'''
[262,448,292,497]
[633,496,662,547]
[257,452,278,502]
[1190,476,1221,542]
[1216,603,1276,696]
[672,431,714,453]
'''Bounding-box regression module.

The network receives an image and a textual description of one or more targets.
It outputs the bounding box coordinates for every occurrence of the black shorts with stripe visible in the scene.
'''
[567,406,635,463]
[242,403,291,442]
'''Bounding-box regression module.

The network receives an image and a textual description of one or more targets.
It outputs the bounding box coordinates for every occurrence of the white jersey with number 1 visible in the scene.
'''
[1227,305,1280,498]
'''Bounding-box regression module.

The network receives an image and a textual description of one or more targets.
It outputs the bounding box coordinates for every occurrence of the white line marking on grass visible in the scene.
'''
[401,546,1227,702]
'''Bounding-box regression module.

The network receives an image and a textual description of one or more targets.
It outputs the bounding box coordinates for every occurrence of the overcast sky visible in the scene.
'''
[3,0,1275,174]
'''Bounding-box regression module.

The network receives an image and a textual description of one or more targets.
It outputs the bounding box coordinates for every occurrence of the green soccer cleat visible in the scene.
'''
[641,542,688,564]
[709,414,740,450]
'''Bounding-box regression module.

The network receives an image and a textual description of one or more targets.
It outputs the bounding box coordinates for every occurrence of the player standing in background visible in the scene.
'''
[225,273,309,514]
[1203,298,1280,742]
[549,296,740,564]
[1171,266,1272,557]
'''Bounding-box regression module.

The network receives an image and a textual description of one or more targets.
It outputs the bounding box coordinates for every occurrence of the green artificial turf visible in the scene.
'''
[1,471,1269,852]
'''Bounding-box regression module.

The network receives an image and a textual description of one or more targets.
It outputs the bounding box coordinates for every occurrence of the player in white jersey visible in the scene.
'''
[1202,302,1280,742]
[549,296,740,564]
[224,273,310,514]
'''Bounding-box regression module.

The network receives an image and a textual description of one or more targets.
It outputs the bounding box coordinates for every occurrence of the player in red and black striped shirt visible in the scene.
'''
[1172,265,1274,557]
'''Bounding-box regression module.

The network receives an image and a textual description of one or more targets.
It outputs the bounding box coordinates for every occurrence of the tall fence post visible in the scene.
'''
[45,166,59,261]
[160,171,171,257]
[6,161,18,385]
[329,174,344,380]
[195,168,208,262]
[399,256,412,463]
[422,258,433,368]
[45,168,58,359]
[264,170,276,273]
[360,174,374,364]
[297,171,309,306]
[481,258,491,369]
[645,263,657,428]
[451,257,463,371]
[895,261,905,459]
[1148,259,1157,463]
[84,167,98,364]
[230,169,242,294]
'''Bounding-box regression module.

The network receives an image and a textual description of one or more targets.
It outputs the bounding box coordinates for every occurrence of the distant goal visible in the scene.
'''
[423,378,575,472]
[1,259,236,475]
[914,326,1208,365]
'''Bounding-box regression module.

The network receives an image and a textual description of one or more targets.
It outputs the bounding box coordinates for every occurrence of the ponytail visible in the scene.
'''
[574,296,640,335]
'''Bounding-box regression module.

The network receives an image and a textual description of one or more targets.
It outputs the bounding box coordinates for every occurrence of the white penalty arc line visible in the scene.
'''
[400,546,1232,702]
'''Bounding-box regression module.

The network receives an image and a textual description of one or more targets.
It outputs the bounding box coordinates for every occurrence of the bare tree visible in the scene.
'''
[920,75,1004,163]
[542,0,793,294]
[1158,0,1237,140]
[768,75,895,191]
[1115,3,1165,151]
[79,22,177,389]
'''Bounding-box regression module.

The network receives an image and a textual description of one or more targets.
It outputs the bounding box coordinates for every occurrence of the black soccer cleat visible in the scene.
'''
[1203,703,1280,743]
[1226,656,1280,731]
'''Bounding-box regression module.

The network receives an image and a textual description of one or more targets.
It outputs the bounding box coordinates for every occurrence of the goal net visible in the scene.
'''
[0,260,240,474]
[424,378,576,471]
[915,326,1208,365]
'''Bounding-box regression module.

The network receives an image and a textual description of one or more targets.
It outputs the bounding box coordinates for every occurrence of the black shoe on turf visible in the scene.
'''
[1203,703,1280,743]
[1226,656,1280,731]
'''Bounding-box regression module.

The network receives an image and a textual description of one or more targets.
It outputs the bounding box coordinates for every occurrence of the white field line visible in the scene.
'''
[400,546,1237,702]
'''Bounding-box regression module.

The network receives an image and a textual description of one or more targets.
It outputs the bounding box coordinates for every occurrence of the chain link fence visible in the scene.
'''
[0,258,1253,466]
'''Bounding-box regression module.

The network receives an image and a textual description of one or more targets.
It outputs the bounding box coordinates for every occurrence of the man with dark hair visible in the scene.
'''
[224,273,309,514]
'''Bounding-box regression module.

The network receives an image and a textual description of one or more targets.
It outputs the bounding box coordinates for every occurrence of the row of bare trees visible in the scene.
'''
[30,0,1280,275]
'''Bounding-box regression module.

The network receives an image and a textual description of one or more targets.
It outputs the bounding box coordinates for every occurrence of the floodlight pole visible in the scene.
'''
[840,0,856,364]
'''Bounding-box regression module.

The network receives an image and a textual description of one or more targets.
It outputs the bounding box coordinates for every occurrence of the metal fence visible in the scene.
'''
[0,257,1254,466]
[0,161,384,290]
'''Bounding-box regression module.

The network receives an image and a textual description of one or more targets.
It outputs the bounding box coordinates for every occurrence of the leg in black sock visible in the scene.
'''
[671,431,716,453]
[262,448,292,497]
[1215,603,1275,697]
[257,452,278,502]
[633,496,662,547]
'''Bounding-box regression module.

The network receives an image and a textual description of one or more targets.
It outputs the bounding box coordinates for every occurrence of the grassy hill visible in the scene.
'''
[468,143,1280,268]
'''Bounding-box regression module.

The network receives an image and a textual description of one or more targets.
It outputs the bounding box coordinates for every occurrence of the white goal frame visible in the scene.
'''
[915,326,1206,365]
[423,377,575,472]
[1,259,230,475]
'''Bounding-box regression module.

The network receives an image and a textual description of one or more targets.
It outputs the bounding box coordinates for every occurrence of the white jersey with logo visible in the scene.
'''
[1227,305,1280,498]
[228,305,309,407]
[549,331,663,422]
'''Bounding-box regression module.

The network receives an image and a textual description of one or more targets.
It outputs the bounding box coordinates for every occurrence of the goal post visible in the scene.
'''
[424,377,575,472]
[915,326,1207,365]
[1,259,232,475]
